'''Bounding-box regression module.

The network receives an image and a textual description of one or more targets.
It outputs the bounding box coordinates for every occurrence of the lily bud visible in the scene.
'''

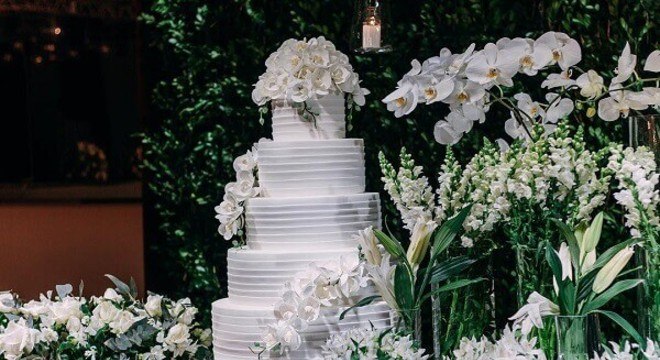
[593,246,634,294]
[406,220,437,269]
[582,212,604,253]
[582,250,597,274]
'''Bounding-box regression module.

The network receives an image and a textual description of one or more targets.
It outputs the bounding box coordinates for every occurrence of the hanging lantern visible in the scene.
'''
[351,0,392,54]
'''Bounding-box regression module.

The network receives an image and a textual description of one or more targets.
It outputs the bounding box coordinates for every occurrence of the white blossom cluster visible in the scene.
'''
[251,37,369,108]
[383,31,660,145]
[443,325,546,360]
[379,149,436,232]
[322,327,428,360]
[261,253,370,353]
[214,145,260,242]
[607,145,660,239]
[0,284,211,360]
[435,126,611,248]
[592,339,660,360]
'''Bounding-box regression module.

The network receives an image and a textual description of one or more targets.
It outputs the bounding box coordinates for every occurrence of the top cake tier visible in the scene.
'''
[271,93,345,141]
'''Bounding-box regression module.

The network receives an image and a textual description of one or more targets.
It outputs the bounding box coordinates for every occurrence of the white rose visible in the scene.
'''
[144,295,163,317]
[103,288,123,302]
[164,323,190,346]
[0,293,15,313]
[109,310,138,334]
[49,297,84,325]
[233,152,256,173]
[0,319,40,358]
[88,300,120,333]
[226,180,257,202]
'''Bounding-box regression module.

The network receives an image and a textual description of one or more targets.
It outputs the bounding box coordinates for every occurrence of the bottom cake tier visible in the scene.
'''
[212,298,393,359]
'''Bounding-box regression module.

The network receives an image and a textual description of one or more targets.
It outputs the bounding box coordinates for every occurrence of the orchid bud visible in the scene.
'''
[593,246,634,294]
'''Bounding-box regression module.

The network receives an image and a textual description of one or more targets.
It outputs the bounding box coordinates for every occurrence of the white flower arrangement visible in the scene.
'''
[322,327,429,360]
[443,324,547,360]
[256,253,371,355]
[0,276,212,360]
[383,31,660,145]
[251,37,369,113]
[592,339,660,360]
[214,144,261,245]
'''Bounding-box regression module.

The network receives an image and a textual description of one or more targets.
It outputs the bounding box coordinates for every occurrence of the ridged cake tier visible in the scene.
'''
[212,299,393,360]
[245,193,380,250]
[271,93,345,141]
[227,248,377,306]
[257,139,366,197]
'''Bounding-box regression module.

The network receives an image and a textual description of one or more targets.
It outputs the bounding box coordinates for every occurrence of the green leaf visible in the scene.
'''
[394,265,414,312]
[419,278,485,304]
[559,281,576,314]
[582,279,644,314]
[374,229,407,261]
[551,218,580,269]
[105,274,131,298]
[430,205,472,262]
[430,256,477,285]
[545,243,564,288]
[594,310,644,347]
[339,296,381,320]
[576,270,598,303]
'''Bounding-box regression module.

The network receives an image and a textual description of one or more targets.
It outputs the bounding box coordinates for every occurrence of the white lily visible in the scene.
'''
[535,31,582,70]
[365,254,398,311]
[593,246,635,294]
[509,292,560,335]
[465,43,520,88]
[407,219,438,269]
[612,42,637,84]
[354,226,382,266]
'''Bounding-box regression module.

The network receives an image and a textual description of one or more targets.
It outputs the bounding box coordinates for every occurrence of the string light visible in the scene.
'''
[54,27,62,36]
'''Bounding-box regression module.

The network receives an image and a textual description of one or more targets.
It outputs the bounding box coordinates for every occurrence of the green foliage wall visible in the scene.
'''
[141,0,658,325]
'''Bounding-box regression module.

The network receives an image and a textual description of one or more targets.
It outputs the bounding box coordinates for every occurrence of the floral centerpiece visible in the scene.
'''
[251,36,369,124]
[0,276,212,360]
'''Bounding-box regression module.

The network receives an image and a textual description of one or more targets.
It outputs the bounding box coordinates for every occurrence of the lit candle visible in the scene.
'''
[362,19,381,49]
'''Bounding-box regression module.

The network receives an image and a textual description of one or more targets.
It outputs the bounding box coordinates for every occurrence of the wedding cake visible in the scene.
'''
[211,37,392,359]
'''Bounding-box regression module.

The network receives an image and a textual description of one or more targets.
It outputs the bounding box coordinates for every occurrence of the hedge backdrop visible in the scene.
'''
[140,0,658,329]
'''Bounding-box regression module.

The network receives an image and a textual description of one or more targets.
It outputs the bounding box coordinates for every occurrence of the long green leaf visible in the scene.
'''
[430,257,476,285]
[374,229,407,261]
[576,270,598,303]
[430,205,472,263]
[583,279,644,314]
[419,278,485,304]
[594,310,644,347]
[339,295,381,320]
[394,265,414,312]
[551,218,580,269]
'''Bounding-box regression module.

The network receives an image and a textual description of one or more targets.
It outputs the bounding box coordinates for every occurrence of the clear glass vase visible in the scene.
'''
[555,314,601,360]
[627,114,660,338]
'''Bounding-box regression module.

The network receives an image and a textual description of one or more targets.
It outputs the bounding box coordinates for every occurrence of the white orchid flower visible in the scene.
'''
[544,93,574,123]
[629,87,660,109]
[644,50,660,72]
[597,83,648,121]
[576,70,605,99]
[504,113,532,140]
[418,75,455,104]
[465,43,520,88]
[541,70,576,89]
[433,119,462,145]
[535,31,582,70]
[509,292,560,335]
[514,93,545,119]
[443,80,486,106]
[383,82,419,118]
[504,37,553,75]
[612,42,637,84]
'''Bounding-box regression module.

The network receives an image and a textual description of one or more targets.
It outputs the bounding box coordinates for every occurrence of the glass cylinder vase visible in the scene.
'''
[555,314,601,360]
[627,114,660,338]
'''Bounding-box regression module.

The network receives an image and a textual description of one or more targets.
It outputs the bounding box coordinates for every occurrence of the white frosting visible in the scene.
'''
[245,193,380,250]
[212,299,393,359]
[257,139,366,197]
[271,94,346,141]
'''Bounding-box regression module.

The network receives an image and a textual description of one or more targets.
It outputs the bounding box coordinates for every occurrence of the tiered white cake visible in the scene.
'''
[211,94,392,359]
